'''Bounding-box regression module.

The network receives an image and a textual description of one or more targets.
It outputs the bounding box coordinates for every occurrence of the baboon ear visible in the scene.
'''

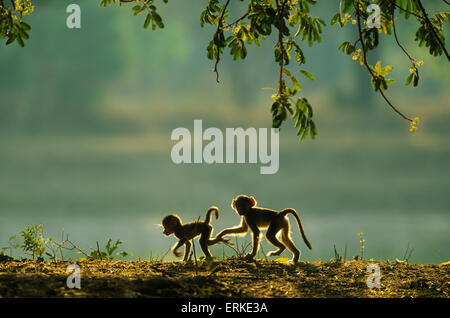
[231,199,236,209]
[249,196,257,206]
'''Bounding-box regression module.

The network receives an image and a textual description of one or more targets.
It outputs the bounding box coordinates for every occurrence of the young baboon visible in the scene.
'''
[214,195,312,263]
[162,206,233,261]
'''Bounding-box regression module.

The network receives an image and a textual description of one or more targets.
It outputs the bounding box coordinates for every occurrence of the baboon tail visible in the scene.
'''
[205,206,219,224]
[280,208,312,250]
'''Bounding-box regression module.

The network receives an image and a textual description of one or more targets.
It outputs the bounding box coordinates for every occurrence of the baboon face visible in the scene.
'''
[231,195,257,215]
[162,215,180,236]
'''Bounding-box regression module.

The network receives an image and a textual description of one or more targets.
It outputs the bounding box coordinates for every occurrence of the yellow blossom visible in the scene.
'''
[409,118,419,133]
[342,13,351,24]
[352,49,361,61]
[14,0,34,16]
[374,61,393,76]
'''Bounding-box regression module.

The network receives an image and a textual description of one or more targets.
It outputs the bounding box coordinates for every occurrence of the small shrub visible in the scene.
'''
[20,224,47,260]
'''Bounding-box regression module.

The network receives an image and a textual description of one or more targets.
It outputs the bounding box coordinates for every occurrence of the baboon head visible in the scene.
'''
[162,214,181,236]
[231,195,257,215]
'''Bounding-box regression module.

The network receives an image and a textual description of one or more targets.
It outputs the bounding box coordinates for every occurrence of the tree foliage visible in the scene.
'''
[1,0,449,139]
[0,0,33,47]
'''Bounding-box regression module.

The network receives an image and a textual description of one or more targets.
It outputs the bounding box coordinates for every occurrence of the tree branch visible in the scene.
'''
[223,12,249,29]
[416,0,450,61]
[391,5,415,63]
[353,0,412,122]
[276,0,288,96]
[213,0,231,83]
[380,0,421,19]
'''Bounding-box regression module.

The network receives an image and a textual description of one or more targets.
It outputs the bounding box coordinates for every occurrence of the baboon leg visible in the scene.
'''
[183,240,192,262]
[281,229,300,263]
[247,225,261,258]
[199,227,212,258]
[266,224,286,257]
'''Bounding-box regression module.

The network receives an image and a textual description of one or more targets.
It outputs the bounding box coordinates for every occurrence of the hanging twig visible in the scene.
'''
[391,5,415,63]
[353,0,413,122]
[213,0,231,83]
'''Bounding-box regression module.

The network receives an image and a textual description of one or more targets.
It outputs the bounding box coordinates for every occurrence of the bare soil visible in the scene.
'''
[0,258,448,298]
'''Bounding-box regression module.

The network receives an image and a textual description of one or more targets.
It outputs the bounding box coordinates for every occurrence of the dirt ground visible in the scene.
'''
[0,258,448,298]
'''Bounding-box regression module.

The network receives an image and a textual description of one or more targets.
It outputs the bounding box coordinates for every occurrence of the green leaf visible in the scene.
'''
[17,35,24,47]
[144,13,152,29]
[330,13,340,26]
[405,73,414,86]
[299,70,315,81]
[291,77,302,91]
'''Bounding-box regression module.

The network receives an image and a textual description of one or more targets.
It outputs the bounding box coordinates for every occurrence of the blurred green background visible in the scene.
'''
[0,1,449,263]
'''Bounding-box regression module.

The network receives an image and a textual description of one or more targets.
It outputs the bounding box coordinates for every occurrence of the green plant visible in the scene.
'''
[188,240,200,277]
[334,244,342,262]
[2,224,131,261]
[0,235,21,257]
[398,242,414,263]
[258,243,268,261]
[44,229,70,260]
[149,249,170,262]
[333,242,348,262]
[227,236,252,258]
[357,232,365,260]
[87,239,128,260]
[19,224,48,260]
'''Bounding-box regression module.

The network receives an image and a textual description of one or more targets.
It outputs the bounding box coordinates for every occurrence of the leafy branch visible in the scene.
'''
[355,0,412,121]
[2,0,449,138]
[0,0,33,47]
[334,0,448,132]
[97,0,449,136]
[211,0,231,83]
[416,0,449,60]
[200,0,323,140]
[100,0,167,30]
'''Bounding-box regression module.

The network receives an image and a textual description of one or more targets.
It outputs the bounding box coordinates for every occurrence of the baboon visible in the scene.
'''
[162,206,232,261]
[214,195,312,263]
